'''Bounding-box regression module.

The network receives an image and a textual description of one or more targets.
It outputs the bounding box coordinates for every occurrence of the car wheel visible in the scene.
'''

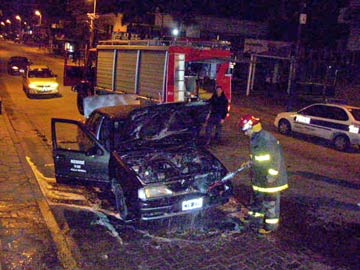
[111,179,128,220]
[333,135,349,152]
[278,119,291,135]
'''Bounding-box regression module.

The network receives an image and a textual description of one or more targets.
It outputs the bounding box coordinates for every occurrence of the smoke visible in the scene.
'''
[83,94,141,118]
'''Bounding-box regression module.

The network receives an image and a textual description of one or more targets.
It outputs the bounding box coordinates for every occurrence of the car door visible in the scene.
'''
[310,106,349,140]
[51,118,110,185]
[293,104,322,136]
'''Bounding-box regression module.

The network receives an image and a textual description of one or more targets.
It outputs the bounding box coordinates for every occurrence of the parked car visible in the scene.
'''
[51,102,232,221]
[7,56,31,75]
[274,103,360,151]
[22,64,59,96]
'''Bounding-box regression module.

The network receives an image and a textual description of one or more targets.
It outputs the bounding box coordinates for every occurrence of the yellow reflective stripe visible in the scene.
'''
[254,154,271,161]
[265,218,279,224]
[268,168,279,176]
[252,184,288,193]
[248,211,264,217]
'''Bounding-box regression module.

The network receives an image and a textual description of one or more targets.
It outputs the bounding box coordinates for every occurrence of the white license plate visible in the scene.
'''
[182,198,203,211]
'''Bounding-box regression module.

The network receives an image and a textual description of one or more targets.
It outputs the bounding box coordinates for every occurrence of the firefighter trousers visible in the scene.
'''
[248,190,280,231]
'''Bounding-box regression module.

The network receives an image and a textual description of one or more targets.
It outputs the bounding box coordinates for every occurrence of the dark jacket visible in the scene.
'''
[250,130,288,193]
[208,92,228,120]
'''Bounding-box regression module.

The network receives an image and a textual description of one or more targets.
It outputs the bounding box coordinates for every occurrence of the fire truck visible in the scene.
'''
[63,39,233,116]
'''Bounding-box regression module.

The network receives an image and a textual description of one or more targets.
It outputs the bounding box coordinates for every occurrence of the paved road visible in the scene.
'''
[0,43,359,270]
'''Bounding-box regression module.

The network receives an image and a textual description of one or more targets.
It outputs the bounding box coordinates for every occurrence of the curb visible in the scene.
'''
[0,106,79,270]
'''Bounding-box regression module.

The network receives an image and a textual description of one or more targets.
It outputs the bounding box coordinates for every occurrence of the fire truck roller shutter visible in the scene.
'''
[97,50,114,90]
[115,50,137,93]
[138,51,167,101]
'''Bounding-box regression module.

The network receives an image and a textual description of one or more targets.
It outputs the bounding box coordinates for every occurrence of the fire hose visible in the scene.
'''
[207,161,251,193]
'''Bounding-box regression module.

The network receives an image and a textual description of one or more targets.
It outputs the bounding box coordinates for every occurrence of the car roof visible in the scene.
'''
[309,102,360,110]
[28,64,50,70]
[9,56,29,61]
[94,104,144,120]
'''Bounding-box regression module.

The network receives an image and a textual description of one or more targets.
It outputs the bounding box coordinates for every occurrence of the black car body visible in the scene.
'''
[7,56,31,75]
[51,102,232,221]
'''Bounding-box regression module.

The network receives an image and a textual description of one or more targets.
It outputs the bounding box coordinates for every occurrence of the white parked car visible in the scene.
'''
[22,64,59,97]
[274,103,360,151]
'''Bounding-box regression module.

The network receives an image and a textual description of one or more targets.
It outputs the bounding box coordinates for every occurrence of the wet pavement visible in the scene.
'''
[0,88,359,269]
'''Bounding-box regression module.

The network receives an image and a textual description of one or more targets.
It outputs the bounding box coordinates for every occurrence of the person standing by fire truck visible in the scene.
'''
[239,115,288,234]
[205,85,228,146]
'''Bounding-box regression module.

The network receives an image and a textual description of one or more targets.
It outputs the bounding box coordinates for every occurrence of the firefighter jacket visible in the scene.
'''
[250,129,288,193]
[208,92,228,120]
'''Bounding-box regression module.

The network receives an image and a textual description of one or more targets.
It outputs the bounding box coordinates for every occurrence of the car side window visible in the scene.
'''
[300,105,323,117]
[323,107,348,121]
[86,113,103,136]
[99,119,112,151]
[113,120,126,149]
[54,122,95,152]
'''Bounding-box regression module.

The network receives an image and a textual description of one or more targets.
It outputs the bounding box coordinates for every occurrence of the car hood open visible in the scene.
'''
[122,101,210,147]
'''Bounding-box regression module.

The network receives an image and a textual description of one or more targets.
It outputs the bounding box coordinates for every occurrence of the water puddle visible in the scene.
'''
[26,156,248,245]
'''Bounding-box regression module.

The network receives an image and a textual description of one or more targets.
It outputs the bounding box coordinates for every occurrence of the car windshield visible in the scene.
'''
[29,69,53,78]
[349,108,360,121]
[11,57,28,63]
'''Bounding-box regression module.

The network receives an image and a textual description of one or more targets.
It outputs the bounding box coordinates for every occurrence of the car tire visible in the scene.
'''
[333,134,349,152]
[111,179,128,221]
[278,119,291,135]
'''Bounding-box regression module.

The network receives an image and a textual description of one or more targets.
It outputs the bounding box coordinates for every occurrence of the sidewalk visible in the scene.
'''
[0,110,62,269]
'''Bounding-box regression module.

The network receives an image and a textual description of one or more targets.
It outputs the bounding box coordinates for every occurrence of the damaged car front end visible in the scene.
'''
[109,102,232,221]
[112,143,232,220]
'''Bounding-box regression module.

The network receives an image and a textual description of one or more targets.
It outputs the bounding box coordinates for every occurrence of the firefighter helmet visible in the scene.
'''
[239,115,261,131]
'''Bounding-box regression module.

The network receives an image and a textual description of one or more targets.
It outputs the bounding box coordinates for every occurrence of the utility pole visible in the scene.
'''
[88,0,97,48]
[287,2,307,111]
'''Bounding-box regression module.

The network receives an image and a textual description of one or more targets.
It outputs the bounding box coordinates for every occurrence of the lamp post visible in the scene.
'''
[88,0,97,48]
[287,3,307,111]
[172,28,179,43]
[35,10,42,26]
[15,15,22,40]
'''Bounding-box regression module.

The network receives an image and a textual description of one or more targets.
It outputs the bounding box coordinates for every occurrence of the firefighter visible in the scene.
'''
[205,85,228,145]
[239,115,288,234]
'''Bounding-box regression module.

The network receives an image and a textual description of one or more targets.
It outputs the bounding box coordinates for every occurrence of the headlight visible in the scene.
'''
[29,83,37,88]
[138,184,173,201]
[12,66,19,70]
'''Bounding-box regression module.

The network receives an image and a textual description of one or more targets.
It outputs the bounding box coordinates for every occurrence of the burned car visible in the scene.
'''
[51,102,232,221]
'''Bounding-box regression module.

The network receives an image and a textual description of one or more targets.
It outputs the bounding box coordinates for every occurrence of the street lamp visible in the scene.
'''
[35,10,42,26]
[172,28,179,37]
[287,2,307,111]
[87,0,97,48]
[172,28,179,43]
[15,15,22,39]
